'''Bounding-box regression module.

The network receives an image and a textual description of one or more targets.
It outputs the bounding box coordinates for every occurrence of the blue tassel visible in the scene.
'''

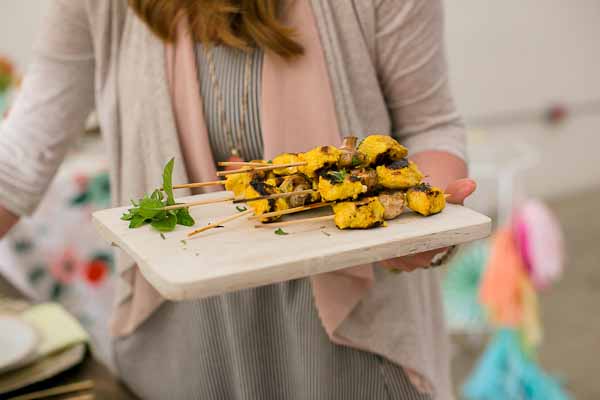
[463,329,571,400]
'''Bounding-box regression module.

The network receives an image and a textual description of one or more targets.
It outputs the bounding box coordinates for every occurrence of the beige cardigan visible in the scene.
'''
[0,1,465,397]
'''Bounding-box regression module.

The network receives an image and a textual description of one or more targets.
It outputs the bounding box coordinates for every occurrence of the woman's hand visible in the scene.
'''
[379,178,476,272]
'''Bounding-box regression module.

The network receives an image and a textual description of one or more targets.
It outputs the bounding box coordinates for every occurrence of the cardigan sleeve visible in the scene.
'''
[374,0,466,160]
[0,1,95,216]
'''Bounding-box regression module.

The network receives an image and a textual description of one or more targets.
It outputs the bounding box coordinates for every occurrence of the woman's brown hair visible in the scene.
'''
[128,0,303,59]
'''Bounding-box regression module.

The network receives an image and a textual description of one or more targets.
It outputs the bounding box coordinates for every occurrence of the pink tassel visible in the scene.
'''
[513,200,565,290]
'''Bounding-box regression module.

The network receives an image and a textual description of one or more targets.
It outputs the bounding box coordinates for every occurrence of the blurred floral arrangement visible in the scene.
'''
[0,56,20,118]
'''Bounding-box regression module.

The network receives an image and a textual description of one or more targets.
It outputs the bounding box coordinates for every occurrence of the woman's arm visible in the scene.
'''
[0,1,95,222]
[374,0,474,270]
[375,0,466,160]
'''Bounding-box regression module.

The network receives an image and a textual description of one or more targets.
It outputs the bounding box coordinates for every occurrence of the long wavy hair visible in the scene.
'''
[128,0,304,59]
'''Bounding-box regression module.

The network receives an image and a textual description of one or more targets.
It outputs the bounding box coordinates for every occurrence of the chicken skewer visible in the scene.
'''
[254,184,448,230]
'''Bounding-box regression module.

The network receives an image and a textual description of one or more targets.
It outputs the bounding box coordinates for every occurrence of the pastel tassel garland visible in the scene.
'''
[461,199,570,399]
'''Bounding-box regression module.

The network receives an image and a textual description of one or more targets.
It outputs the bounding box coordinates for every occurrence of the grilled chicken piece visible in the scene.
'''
[357,135,408,166]
[318,171,367,202]
[332,197,386,229]
[378,191,405,220]
[376,158,424,189]
[245,181,289,222]
[406,183,446,216]
[272,153,302,176]
[299,146,342,178]
[225,169,254,197]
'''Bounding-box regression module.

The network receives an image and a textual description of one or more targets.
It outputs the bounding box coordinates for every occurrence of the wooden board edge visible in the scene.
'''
[91,213,186,301]
[164,218,492,301]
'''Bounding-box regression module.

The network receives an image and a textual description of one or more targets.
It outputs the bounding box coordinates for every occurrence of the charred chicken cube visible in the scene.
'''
[378,191,406,220]
[225,169,254,197]
[376,159,424,189]
[272,153,302,176]
[406,183,446,216]
[332,197,386,229]
[318,170,367,202]
[357,135,408,166]
[245,181,289,222]
[298,146,341,178]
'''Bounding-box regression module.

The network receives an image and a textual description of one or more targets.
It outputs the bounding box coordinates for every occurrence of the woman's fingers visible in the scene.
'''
[445,178,476,205]
[379,178,477,272]
[379,249,444,271]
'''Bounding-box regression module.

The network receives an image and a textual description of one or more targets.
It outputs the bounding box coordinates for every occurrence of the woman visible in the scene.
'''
[0,1,475,399]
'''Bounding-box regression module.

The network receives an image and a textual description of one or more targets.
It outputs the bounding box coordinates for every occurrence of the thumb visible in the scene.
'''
[445,178,476,205]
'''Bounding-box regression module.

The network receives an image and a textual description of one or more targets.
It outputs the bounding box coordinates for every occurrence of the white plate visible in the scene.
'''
[0,316,39,374]
[93,191,492,301]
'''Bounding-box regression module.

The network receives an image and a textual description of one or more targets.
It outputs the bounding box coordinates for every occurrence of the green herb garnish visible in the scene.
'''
[236,206,248,212]
[181,240,187,246]
[351,155,362,167]
[121,158,196,233]
[274,228,289,236]
[160,233,166,240]
[326,170,348,184]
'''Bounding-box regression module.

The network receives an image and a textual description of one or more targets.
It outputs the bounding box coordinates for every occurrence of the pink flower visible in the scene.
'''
[49,249,82,284]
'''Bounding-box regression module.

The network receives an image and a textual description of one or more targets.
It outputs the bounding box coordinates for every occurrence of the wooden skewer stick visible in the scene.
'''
[160,196,235,211]
[161,190,316,211]
[248,202,332,220]
[188,209,253,237]
[216,162,307,177]
[255,214,334,229]
[217,161,268,167]
[444,194,452,199]
[232,189,315,204]
[8,380,94,400]
[171,181,225,190]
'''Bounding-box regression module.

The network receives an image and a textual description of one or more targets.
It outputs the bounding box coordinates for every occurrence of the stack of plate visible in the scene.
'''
[0,300,86,396]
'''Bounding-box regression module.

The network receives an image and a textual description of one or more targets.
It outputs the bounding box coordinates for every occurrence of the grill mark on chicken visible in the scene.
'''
[387,158,410,170]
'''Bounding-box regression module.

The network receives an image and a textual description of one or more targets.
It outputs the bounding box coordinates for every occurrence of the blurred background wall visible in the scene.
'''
[3,1,599,215]
[0,1,49,68]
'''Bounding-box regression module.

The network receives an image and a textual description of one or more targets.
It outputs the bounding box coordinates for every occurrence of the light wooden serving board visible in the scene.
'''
[93,191,491,301]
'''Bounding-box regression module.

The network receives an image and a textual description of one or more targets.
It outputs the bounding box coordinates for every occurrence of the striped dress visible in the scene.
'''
[113,45,432,400]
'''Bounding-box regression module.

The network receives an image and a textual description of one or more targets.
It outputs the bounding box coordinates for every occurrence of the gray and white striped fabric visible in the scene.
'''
[196,45,265,163]
[114,279,432,400]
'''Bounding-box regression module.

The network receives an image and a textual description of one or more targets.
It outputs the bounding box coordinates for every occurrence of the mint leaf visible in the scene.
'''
[176,208,195,227]
[129,214,148,229]
[325,170,347,184]
[236,206,248,212]
[121,209,137,221]
[151,189,163,202]
[151,213,177,232]
[162,158,176,206]
[138,196,164,219]
[274,228,289,236]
